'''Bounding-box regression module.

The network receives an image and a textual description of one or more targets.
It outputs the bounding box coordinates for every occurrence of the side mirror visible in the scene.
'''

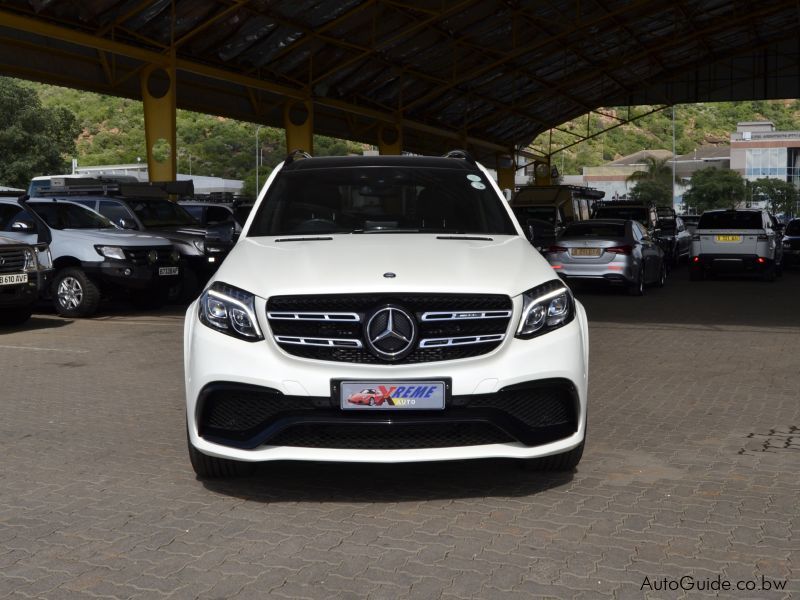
[206,221,238,246]
[10,220,35,231]
[118,218,137,230]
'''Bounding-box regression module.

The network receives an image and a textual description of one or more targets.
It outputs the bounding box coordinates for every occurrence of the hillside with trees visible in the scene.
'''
[8,77,800,194]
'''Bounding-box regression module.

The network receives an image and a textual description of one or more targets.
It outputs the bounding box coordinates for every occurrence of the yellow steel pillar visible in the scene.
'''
[283,100,314,153]
[140,63,177,182]
[533,160,553,185]
[377,124,402,155]
[496,153,516,192]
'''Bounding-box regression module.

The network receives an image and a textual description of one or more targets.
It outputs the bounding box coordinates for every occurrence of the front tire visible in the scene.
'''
[518,441,585,472]
[187,434,254,479]
[655,261,667,288]
[52,267,101,317]
[627,267,644,296]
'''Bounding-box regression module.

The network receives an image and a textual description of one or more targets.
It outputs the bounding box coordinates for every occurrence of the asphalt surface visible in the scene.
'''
[1,265,798,599]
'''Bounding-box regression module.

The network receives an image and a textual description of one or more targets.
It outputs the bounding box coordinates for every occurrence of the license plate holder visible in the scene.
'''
[334,379,449,410]
[571,248,601,257]
[158,266,180,276]
[0,273,28,286]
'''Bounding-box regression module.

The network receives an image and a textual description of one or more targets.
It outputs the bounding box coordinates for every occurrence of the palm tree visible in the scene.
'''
[626,156,673,186]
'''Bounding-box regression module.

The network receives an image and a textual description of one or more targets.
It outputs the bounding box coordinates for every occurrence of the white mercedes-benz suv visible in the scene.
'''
[184,151,589,477]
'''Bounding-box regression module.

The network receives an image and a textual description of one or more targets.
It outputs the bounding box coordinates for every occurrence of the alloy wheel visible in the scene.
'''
[57,276,84,310]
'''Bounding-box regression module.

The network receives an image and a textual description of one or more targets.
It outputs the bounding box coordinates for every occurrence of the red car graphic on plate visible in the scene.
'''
[346,388,391,406]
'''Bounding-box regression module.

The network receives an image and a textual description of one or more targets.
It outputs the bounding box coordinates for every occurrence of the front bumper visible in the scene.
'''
[0,270,45,308]
[85,260,182,290]
[184,297,589,463]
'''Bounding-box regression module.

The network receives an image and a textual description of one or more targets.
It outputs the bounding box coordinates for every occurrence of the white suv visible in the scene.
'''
[184,152,589,477]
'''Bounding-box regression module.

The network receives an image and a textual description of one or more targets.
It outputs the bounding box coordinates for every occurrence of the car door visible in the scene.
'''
[768,214,783,263]
[675,217,690,256]
[636,222,659,282]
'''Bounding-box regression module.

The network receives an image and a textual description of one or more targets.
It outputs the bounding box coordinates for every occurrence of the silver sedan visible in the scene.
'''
[544,219,666,295]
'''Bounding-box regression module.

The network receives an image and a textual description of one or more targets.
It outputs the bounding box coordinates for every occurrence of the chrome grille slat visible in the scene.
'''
[421,310,512,321]
[0,249,26,274]
[267,311,360,322]
[419,334,506,348]
[274,335,363,348]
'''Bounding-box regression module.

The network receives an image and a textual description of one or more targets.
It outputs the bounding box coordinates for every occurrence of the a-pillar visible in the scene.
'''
[378,124,402,155]
[140,63,177,182]
[283,100,313,154]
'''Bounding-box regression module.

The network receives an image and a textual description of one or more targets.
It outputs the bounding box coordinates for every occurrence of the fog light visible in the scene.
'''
[208,257,216,263]
[124,268,132,276]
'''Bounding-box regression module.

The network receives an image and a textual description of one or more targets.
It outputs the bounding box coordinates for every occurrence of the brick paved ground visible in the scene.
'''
[1,265,798,599]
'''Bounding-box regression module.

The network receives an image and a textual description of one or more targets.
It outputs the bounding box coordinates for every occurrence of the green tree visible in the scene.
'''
[683,167,745,212]
[0,77,78,188]
[750,177,798,216]
[629,179,672,206]
[626,156,673,186]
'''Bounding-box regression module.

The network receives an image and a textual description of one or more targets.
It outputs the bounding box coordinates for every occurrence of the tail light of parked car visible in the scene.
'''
[605,245,633,255]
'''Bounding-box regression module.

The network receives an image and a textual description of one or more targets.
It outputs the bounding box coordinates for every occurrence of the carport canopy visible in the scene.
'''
[1,0,799,179]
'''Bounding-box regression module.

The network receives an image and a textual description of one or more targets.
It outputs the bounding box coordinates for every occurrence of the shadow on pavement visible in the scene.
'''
[202,459,574,502]
[575,265,800,329]
[2,315,73,332]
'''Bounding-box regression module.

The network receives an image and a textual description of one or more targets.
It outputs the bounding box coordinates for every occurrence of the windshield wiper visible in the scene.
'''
[436,235,494,241]
[351,228,421,234]
[275,236,333,242]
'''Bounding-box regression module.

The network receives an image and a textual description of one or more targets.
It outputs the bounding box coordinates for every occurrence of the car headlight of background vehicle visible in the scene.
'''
[95,245,127,260]
[34,244,52,270]
[22,248,38,272]
[516,280,575,339]
[198,282,263,341]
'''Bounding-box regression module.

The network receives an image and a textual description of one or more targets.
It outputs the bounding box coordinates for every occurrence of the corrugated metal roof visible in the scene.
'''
[0,0,799,164]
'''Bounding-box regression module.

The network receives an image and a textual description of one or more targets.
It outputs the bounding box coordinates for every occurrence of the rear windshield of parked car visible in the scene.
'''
[697,211,763,229]
[511,206,558,225]
[248,167,517,236]
[564,222,626,238]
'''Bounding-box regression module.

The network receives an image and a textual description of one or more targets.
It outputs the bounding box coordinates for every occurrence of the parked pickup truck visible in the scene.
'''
[0,234,53,325]
[0,197,180,317]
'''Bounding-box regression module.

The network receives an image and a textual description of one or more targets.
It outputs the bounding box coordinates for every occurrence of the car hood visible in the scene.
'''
[146,226,207,241]
[212,234,555,298]
[57,229,173,246]
[0,234,28,247]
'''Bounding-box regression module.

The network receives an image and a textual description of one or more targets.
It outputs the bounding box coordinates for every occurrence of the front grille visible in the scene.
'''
[0,248,26,274]
[197,381,578,449]
[266,293,513,364]
[123,246,174,266]
[268,422,513,449]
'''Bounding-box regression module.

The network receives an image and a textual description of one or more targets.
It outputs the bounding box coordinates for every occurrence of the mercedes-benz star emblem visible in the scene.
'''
[365,306,416,360]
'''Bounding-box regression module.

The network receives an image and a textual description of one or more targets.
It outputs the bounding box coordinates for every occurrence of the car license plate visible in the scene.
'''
[715,235,741,242]
[339,380,446,410]
[571,248,601,257]
[158,266,179,276]
[0,273,27,286]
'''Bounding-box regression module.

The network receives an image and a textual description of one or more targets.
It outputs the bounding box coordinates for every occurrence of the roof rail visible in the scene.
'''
[284,149,312,166]
[443,149,476,164]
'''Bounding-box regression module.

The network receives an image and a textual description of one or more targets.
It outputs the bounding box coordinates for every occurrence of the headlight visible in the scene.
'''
[516,280,575,339]
[198,281,263,341]
[23,248,37,272]
[192,239,205,253]
[95,245,127,260]
[34,244,52,269]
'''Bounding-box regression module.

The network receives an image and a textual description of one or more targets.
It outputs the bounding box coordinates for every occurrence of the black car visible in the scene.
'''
[656,216,692,265]
[782,218,800,267]
[0,234,53,325]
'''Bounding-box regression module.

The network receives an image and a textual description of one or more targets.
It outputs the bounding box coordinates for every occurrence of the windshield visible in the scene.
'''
[593,206,648,222]
[564,222,626,238]
[511,206,557,225]
[127,198,198,227]
[698,211,762,229]
[29,202,114,230]
[785,220,800,235]
[247,167,517,236]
